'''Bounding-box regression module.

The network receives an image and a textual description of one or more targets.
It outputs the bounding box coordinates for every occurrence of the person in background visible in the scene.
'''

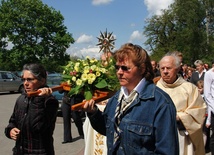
[173,51,184,77]
[196,80,210,153]
[61,92,84,144]
[204,63,209,71]
[181,64,188,79]
[4,63,59,155]
[101,51,113,66]
[190,59,206,85]
[81,43,179,155]
[151,60,160,77]
[196,80,204,98]
[157,52,206,155]
[190,59,210,153]
[185,67,195,82]
[204,60,214,155]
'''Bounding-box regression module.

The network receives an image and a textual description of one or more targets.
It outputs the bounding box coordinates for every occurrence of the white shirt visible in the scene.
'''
[204,68,214,125]
[121,78,145,99]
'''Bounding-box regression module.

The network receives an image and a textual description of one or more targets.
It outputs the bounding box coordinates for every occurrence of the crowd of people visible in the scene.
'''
[152,55,213,155]
[4,43,214,155]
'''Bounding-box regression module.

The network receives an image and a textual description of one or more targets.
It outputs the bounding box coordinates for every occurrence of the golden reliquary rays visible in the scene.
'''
[96,29,116,53]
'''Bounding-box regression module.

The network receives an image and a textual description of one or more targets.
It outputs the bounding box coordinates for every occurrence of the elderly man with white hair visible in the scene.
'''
[157,52,207,155]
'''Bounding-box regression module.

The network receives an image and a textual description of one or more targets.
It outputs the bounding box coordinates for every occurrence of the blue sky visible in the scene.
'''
[42,0,174,59]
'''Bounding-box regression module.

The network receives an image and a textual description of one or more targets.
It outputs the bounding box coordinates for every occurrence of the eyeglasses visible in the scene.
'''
[115,65,135,71]
[21,78,36,82]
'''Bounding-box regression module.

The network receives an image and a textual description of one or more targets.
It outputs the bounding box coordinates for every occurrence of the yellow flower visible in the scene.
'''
[76,79,82,86]
[74,62,80,72]
[72,76,76,82]
[100,68,106,73]
[95,67,100,72]
[87,73,96,84]
[83,66,90,74]
[90,57,97,63]
[82,59,88,66]
[81,73,88,81]
[96,71,101,77]
[91,65,97,71]
[67,80,71,85]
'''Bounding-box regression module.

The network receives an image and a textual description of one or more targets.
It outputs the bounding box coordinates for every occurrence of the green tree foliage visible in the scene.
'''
[0,0,74,72]
[144,0,214,65]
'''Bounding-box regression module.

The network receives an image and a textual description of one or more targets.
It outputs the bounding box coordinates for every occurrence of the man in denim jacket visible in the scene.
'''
[82,43,179,155]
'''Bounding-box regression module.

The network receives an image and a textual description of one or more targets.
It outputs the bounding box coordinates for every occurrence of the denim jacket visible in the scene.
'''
[89,80,179,155]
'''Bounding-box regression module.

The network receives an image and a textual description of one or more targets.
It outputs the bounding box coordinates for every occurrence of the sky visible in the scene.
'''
[42,0,174,59]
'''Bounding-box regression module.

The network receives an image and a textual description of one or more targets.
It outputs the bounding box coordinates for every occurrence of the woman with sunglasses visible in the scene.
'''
[5,63,59,155]
[81,43,179,155]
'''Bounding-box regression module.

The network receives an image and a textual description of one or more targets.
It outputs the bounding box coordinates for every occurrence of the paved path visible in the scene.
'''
[54,117,85,155]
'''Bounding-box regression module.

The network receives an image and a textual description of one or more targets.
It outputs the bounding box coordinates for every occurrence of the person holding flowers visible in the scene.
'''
[81,43,179,155]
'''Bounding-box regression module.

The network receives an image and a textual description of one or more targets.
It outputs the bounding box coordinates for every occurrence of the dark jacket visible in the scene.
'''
[88,80,179,155]
[5,92,59,155]
[190,71,205,85]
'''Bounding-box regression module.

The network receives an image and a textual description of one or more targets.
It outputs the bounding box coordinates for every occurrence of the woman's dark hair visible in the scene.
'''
[113,43,154,80]
[22,63,47,80]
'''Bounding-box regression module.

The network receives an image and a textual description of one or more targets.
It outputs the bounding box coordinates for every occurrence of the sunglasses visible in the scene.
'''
[115,65,134,71]
[21,78,36,82]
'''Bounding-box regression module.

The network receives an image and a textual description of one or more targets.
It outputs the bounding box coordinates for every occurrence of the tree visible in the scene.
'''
[144,0,214,65]
[144,9,177,59]
[0,0,74,72]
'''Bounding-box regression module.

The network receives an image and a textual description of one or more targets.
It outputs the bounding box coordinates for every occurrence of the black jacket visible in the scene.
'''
[5,92,59,155]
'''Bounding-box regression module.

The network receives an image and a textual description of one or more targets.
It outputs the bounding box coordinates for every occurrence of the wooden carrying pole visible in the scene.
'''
[27,84,114,112]
[27,83,71,97]
[71,90,111,111]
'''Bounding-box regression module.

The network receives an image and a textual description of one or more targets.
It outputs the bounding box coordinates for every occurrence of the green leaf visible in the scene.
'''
[84,90,93,100]
[68,85,81,96]
[95,79,108,88]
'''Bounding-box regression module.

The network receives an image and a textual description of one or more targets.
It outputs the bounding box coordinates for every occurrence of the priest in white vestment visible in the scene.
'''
[83,102,107,155]
[157,53,206,155]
